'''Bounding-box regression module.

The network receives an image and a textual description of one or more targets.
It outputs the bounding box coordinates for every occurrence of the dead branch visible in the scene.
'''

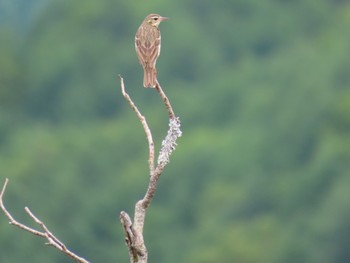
[0,178,90,263]
[119,75,155,174]
[118,76,182,263]
[155,80,175,120]
[0,75,181,263]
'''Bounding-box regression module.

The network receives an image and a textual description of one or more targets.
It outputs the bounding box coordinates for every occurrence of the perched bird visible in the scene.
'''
[135,14,168,88]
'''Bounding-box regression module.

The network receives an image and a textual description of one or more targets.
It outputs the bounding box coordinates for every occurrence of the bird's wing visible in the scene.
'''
[135,36,145,65]
[135,30,161,68]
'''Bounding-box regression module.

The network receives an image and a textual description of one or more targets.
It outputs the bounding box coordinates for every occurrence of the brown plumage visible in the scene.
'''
[135,14,168,88]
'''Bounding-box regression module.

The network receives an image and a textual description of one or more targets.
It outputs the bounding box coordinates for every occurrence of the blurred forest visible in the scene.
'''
[1,0,350,262]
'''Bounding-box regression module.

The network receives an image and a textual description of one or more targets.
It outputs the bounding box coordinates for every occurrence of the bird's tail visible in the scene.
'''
[143,66,157,88]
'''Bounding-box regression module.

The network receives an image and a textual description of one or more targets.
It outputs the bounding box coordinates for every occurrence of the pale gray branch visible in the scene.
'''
[119,75,155,175]
[118,77,182,263]
[0,178,90,263]
[155,80,175,119]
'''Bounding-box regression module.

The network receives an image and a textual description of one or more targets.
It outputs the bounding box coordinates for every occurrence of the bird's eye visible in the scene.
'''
[153,17,158,20]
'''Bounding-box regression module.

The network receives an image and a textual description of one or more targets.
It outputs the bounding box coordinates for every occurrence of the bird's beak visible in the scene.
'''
[160,16,169,21]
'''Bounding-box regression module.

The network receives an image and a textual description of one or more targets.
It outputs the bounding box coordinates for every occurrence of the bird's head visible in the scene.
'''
[145,14,169,27]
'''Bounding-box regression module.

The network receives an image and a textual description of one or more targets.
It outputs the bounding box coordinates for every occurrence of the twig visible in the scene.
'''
[155,80,175,119]
[0,178,90,263]
[119,75,155,174]
[118,76,182,263]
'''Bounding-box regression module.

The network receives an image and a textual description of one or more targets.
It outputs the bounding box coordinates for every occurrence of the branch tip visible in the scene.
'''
[0,178,9,200]
[0,179,89,263]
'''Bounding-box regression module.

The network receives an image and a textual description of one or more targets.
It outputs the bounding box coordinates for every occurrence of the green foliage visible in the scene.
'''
[1,0,350,262]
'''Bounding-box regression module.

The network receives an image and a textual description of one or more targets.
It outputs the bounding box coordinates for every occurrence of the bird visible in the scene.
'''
[135,14,168,88]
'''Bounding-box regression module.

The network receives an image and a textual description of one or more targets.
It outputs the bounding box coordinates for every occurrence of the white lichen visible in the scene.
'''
[157,117,182,166]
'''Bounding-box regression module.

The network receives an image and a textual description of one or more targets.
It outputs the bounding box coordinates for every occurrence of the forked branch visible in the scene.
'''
[0,178,90,263]
[119,76,182,263]
[0,75,181,263]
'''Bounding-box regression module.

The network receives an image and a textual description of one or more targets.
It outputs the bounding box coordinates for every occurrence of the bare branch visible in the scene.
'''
[120,211,139,263]
[0,178,90,263]
[119,75,155,174]
[155,81,175,119]
[118,77,182,263]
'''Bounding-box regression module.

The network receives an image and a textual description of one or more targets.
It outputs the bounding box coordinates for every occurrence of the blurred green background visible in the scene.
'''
[1,0,350,262]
